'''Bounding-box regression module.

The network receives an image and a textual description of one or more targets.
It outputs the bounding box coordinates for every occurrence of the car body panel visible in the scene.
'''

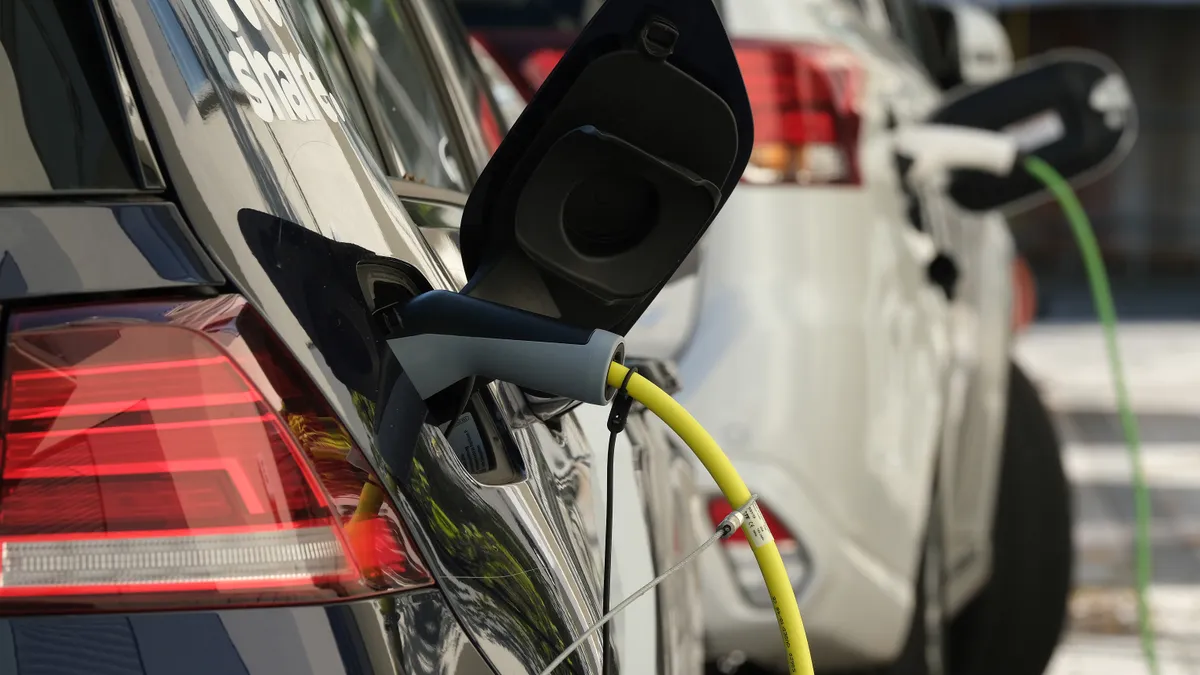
[571,381,707,675]
[633,415,707,675]
[0,590,492,675]
[938,208,1014,610]
[0,203,224,301]
[571,403,660,675]
[694,454,912,671]
[101,0,612,670]
[669,182,949,587]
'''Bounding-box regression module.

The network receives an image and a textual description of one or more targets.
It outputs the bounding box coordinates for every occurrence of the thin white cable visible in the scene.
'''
[539,495,760,675]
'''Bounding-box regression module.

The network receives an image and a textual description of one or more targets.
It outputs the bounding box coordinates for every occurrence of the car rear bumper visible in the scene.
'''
[0,590,494,675]
[673,183,946,670]
[695,459,912,672]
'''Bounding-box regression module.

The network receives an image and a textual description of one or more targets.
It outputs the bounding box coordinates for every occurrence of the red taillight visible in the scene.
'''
[520,47,566,93]
[708,497,795,546]
[0,296,432,611]
[733,40,863,186]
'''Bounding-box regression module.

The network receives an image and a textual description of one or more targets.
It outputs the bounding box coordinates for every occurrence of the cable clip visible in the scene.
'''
[607,367,638,434]
[716,494,760,539]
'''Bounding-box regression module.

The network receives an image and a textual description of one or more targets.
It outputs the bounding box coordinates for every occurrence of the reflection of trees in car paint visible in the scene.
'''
[539,415,602,578]
[403,438,588,671]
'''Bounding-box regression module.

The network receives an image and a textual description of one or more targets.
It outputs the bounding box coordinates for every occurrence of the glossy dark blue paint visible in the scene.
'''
[0,203,224,301]
[0,591,491,675]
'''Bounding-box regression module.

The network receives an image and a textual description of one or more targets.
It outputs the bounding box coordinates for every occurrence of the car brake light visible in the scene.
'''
[0,296,432,612]
[733,40,864,186]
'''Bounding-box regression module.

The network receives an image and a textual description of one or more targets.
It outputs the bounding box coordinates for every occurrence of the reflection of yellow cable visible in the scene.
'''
[352,483,386,523]
[607,362,814,675]
[345,483,387,574]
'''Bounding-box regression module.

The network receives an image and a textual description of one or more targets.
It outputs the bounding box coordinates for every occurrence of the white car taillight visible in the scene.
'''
[708,496,808,607]
[732,40,864,187]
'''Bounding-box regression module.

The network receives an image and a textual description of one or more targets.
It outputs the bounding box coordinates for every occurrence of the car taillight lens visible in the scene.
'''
[0,295,432,612]
[708,496,808,606]
[520,47,565,93]
[733,40,863,186]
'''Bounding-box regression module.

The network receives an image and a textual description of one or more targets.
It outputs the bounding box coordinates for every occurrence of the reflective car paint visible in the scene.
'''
[0,203,223,301]
[67,0,614,671]
[0,591,492,675]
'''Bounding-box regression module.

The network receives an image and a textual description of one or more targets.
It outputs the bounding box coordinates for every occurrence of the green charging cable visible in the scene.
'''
[1024,156,1158,675]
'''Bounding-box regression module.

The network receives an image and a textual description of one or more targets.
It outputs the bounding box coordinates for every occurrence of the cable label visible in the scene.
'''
[447,413,495,474]
[743,502,774,548]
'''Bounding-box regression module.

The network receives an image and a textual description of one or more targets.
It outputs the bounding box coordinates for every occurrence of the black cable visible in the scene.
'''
[601,428,618,672]
[601,367,637,675]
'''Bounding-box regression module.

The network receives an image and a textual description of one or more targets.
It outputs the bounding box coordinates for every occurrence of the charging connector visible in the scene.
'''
[387,290,626,405]
[893,124,1021,186]
[382,287,813,674]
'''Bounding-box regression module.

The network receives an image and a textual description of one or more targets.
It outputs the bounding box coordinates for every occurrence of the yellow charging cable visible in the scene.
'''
[607,361,814,675]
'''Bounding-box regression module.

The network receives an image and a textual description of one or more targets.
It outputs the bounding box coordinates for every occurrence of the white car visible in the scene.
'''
[629,3,1123,675]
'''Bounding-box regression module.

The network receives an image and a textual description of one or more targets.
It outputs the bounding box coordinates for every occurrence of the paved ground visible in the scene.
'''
[1018,324,1200,675]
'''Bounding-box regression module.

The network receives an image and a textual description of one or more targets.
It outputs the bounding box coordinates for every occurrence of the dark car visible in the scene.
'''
[0,0,753,673]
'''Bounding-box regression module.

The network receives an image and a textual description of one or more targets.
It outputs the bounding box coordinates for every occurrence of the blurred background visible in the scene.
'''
[986,1,1200,671]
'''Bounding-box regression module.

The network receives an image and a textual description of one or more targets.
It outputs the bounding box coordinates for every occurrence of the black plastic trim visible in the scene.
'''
[400,289,591,344]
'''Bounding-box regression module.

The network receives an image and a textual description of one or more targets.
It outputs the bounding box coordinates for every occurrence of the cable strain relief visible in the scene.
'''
[607,366,638,433]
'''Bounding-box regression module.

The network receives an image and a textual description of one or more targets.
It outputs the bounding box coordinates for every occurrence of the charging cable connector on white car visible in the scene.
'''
[894,121,1161,674]
[892,124,1021,187]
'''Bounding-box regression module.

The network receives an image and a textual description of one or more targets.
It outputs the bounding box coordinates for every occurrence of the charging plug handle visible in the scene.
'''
[894,124,1021,185]
[388,290,626,405]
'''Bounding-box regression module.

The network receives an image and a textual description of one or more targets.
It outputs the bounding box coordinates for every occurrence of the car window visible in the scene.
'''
[287,0,390,170]
[324,0,468,191]
[0,0,141,193]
